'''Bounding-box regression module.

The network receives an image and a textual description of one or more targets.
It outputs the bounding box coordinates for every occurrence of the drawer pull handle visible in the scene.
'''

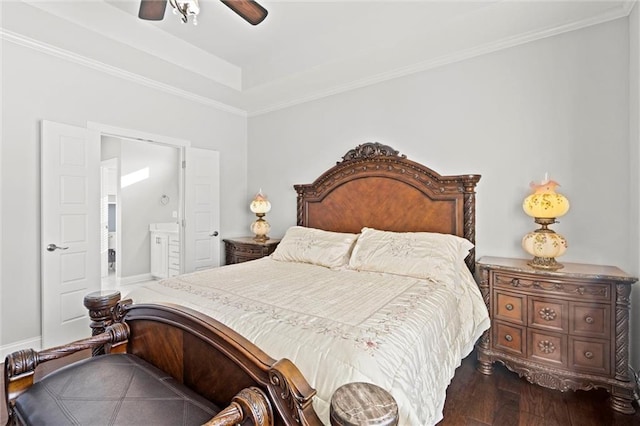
[584,316,594,324]
[505,303,514,311]
[538,340,556,354]
[504,334,513,342]
[539,307,557,321]
[510,278,520,287]
[584,351,594,359]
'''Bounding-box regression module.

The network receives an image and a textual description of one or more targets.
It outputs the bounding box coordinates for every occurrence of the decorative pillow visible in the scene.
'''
[271,226,359,269]
[348,227,474,280]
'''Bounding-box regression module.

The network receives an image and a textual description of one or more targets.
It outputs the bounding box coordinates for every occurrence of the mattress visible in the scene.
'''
[125,257,489,425]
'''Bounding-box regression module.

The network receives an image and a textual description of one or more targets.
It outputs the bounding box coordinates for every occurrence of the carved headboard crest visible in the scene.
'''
[340,142,406,163]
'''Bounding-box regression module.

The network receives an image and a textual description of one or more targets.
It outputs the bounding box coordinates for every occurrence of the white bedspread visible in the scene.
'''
[125,258,489,425]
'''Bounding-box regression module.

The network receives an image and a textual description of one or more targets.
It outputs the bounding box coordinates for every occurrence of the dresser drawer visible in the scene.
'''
[570,303,610,338]
[230,254,259,264]
[528,329,567,367]
[528,297,568,333]
[569,337,610,375]
[224,238,281,265]
[493,272,611,302]
[493,321,525,356]
[494,291,525,325]
[234,243,270,256]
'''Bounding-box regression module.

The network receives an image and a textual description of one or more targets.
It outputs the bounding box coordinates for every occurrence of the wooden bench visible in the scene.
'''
[5,292,322,426]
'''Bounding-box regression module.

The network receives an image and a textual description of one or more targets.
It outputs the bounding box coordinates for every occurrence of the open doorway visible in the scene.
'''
[100,135,182,290]
[87,122,221,293]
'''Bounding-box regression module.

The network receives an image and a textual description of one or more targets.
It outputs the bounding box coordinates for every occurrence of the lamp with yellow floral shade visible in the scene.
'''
[521,175,570,270]
[250,190,271,242]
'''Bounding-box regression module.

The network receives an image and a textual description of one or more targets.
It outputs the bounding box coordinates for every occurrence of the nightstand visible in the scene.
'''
[223,237,280,265]
[475,256,637,414]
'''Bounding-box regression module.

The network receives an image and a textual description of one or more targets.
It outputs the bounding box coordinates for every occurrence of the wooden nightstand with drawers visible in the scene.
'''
[223,237,280,265]
[475,256,637,414]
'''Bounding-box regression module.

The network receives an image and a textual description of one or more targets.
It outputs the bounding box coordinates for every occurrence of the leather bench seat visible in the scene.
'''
[13,353,221,426]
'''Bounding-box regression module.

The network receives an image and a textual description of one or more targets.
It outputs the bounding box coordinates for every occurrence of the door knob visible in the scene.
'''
[210,231,219,237]
[47,244,69,252]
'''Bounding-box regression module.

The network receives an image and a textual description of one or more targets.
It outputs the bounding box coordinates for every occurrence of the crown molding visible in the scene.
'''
[247,2,633,117]
[2,0,633,119]
[0,28,247,117]
[622,1,636,16]
[23,0,241,91]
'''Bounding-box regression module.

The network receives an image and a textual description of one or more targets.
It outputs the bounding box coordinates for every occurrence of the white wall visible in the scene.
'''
[248,18,638,362]
[119,139,180,278]
[0,40,247,352]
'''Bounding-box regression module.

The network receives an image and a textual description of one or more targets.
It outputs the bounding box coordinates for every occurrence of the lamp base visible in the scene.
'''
[528,256,564,270]
[253,234,270,243]
[250,216,270,243]
[522,225,567,271]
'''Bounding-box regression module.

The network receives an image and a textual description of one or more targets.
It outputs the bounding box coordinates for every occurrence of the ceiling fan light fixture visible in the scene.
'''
[138,0,267,26]
[169,0,200,25]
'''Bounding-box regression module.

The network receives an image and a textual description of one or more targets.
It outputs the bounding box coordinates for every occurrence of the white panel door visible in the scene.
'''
[41,120,101,348]
[100,165,109,278]
[184,148,220,272]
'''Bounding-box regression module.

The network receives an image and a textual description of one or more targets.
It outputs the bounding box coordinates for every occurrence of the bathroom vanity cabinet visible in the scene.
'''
[150,223,180,279]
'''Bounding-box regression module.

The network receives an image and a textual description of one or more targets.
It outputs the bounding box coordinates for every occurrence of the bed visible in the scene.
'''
[125,142,490,425]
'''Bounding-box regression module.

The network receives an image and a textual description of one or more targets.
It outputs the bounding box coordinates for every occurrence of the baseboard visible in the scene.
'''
[119,273,154,286]
[1,336,41,359]
[101,273,156,296]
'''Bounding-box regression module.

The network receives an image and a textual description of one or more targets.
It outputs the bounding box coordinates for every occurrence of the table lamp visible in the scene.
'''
[250,190,271,242]
[521,175,570,270]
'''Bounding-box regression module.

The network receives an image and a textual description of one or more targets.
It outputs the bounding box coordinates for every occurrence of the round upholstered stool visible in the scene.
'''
[330,382,399,426]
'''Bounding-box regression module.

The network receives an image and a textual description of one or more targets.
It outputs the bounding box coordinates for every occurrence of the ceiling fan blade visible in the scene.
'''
[139,0,168,21]
[220,0,268,25]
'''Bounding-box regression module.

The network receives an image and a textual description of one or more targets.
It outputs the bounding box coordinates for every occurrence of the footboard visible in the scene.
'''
[90,291,323,426]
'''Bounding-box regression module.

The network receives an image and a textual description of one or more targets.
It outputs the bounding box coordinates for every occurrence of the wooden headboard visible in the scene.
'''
[294,142,481,271]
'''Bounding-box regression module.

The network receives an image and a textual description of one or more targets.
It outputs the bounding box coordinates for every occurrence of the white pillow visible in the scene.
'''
[271,226,359,269]
[348,227,474,281]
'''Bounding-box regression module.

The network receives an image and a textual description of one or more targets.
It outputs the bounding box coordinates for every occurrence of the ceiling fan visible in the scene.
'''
[138,0,268,26]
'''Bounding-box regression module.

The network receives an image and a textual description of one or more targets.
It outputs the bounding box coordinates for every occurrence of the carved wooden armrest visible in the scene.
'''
[203,387,273,426]
[4,322,129,404]
[267,358,319,424]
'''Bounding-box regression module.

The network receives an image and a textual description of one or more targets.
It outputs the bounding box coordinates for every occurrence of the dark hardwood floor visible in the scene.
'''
[2,349,639,425]
[438,350,640,426]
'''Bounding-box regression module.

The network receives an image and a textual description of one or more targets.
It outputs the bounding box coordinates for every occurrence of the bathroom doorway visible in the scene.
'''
[100,135,182,289]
